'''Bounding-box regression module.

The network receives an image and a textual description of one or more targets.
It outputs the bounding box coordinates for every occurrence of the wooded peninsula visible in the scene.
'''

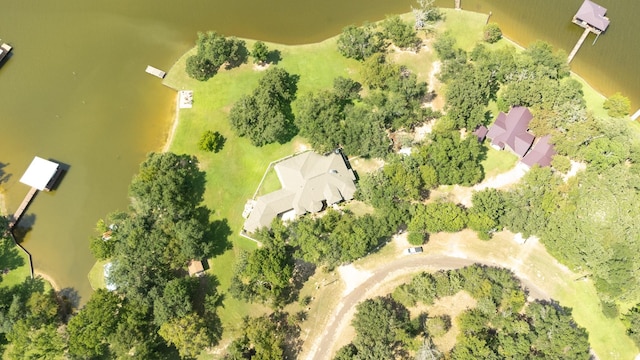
[1,4,639,359]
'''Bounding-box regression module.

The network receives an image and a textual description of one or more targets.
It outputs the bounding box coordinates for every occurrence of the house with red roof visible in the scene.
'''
[486,107,535,157]
[521,135,556,168]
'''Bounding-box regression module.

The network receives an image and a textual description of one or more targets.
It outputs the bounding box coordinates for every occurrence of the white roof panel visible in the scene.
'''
[19,156,59,190]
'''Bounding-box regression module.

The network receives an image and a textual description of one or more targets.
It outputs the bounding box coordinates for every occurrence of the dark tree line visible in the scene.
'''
[81,152,223,359]
[295,58,436,158]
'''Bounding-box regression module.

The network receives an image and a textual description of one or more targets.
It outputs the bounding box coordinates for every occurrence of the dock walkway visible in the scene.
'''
[9,187,38,228]
[568,28,591,63]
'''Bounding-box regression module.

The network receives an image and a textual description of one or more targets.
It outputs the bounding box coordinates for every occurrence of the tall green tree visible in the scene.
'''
[414,131,484,185]
[347,296,412,360]
[67,289,123,358]
[337,24,386,61]
[229,67,298,146]
[251,41,270,65]
[382,15,421,50]
[158,313,214,359]
[603,92,631,118]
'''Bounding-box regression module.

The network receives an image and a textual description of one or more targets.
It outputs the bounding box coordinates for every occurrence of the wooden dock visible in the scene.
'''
[145,65,166,79]
[567,28,591,63]
[9,187,38,228]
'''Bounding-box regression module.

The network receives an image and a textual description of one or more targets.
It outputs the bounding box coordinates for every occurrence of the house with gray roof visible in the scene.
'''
[486,107,535,157]
[521,135,556,168]
[573,0,610,34]
[243,151,357,233]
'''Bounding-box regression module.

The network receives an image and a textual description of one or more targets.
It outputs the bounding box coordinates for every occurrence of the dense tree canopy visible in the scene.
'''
[82,152,222,358]
[337,296,412,360]
[483,23,502,43]
[337,24,386,61]
[186,31,248,81]
[67,289,122,358]
[414,131,484,186]
[382,15,421,51]
[603,92,631,118]
[230,242,294,307]
[229,67,298,146]
[251,41,270,65]
[225,312,299,360]
[389,266,590,359]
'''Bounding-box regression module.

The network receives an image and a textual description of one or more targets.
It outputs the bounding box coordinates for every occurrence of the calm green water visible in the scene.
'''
[0,0,637,303]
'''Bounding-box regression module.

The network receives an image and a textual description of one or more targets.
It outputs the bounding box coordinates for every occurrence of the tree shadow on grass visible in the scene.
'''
[206,218,232,257]
[212,131,226,153]
[192,274,224,345]
[267,49,282,65]
[0,238,25,274]
[286,259,316,304]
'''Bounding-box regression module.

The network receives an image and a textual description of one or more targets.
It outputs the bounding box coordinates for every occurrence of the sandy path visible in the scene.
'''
[306,237,552,360]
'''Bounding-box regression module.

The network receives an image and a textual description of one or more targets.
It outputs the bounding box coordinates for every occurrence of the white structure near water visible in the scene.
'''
[19,156,60,191]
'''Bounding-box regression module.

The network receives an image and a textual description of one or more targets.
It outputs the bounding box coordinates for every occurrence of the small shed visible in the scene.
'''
[19,156,60,191]
[188,260,205,277]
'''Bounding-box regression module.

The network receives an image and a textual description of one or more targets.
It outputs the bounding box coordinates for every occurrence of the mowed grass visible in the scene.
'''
[256,166,281,197]
[481,146,518,178]
[163,37,361,336]
[87,259,109,290]
[440,9,488,52]
[0,246,31,289]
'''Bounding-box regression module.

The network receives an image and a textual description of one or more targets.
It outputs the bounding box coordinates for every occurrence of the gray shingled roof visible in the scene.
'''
[244,152,357,233]
[575,0,610,32]
[521,135,556,168]
[486,107,534,157]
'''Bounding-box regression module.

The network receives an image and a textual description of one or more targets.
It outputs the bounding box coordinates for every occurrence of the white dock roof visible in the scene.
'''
[19,156,59,190]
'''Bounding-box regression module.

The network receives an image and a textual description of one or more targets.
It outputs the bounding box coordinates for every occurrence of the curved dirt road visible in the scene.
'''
[306,254,549,360]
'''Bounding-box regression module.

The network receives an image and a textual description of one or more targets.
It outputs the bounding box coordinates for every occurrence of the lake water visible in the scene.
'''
[0,0,637,303]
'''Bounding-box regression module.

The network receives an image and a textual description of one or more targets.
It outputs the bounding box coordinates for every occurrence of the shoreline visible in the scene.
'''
[500,34,607,103]
[34,269,61,291]
[162,91,180,153]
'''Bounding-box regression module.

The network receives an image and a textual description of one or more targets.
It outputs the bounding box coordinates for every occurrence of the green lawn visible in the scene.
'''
[255,166,282,197]
[440,9,488,51]
[163,37,362,337]
[481,146,518,179]
[87,259,109,290]
[0,245,31,289]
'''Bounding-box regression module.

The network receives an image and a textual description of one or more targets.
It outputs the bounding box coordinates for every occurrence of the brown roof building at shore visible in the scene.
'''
[574,0,610,33]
